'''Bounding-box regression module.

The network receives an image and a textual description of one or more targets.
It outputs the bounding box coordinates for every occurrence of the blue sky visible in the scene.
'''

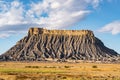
[0,0,120,54]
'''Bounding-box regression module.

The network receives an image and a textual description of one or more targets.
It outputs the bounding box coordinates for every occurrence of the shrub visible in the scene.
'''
[25,66,32,68]
[64,66,70,68]
[32,66,39,68]
[92,65,98,68]
[25,66,40,68]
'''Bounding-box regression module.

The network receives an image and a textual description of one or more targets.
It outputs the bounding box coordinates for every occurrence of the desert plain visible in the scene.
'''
[0,61,120,80]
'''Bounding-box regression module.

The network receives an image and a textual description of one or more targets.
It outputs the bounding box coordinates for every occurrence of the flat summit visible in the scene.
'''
[0,28,119,62]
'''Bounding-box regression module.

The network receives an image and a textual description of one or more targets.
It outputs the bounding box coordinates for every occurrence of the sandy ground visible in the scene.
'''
[0,61,120,80]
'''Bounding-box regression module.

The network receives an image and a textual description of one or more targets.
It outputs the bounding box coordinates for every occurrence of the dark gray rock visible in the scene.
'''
[0,28,119,62]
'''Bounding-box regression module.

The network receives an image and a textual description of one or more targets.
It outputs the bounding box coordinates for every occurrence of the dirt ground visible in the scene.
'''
[0,61,120,80]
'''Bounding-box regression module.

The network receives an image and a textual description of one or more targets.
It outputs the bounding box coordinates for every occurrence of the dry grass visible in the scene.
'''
[0,62,120,80]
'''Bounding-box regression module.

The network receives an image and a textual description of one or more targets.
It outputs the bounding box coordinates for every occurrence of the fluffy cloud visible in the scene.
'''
[0,33,9,38]
[99,21,120,35]
[0,0,102,38]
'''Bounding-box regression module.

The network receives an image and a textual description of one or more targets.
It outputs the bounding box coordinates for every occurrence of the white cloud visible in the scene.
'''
[0,33,9,38]
[0,0,102,38]
[51,1,60,9]
[0,1,25,25]
[99,21,120,35]
[91,0,102,8]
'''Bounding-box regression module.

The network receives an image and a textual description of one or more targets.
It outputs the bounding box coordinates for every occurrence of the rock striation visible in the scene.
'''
[0,28,119,62]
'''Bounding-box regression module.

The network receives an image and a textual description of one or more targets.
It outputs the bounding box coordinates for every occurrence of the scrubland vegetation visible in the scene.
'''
[0,62,120,80]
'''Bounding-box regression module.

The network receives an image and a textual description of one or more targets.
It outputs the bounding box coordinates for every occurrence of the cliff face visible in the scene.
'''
[0,28,119,61]
[28,28,94,36]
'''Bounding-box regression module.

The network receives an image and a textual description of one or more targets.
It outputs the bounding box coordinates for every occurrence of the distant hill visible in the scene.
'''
[0,28,119,62]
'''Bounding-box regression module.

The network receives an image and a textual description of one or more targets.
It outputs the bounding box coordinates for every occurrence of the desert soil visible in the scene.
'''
[0,61,120,80]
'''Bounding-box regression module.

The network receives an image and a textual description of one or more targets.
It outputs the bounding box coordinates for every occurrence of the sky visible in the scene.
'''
[0,0,120,54]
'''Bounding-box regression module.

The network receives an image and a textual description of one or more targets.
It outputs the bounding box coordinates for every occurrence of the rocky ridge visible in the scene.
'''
[0,28,119,62]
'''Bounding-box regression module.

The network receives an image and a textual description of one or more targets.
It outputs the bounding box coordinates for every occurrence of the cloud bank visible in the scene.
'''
[0,0,102,38]
[99,21,120,35]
